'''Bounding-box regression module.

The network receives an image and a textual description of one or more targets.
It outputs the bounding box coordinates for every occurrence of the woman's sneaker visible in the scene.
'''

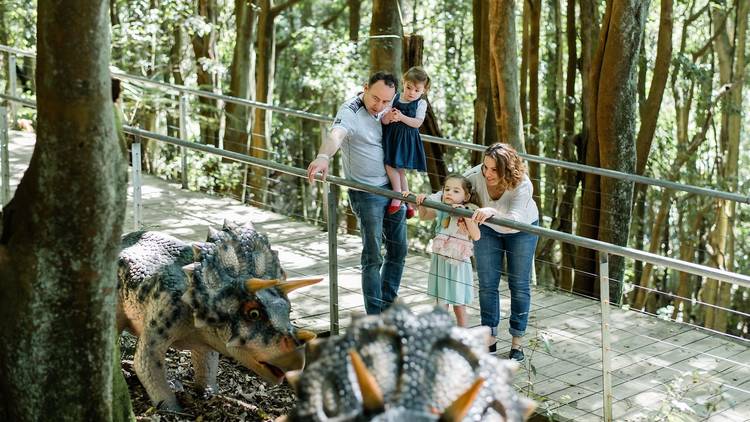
[508,347,525,362]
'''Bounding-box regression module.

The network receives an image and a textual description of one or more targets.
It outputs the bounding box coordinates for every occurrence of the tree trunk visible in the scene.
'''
[489,0,525,151]
[704,0,748,332]
[224,0,257,156]
[348,0,361,42]
[191,0,220,147]
[404,34,446,192]
[471,0,498,163]
[249,0,300,206]
[370,0,403,77]
[573,0,601,296]
[0,1,127,420]
[527,0,541,211]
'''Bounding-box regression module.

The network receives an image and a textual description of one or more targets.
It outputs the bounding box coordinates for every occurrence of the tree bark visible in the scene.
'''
[191,0,220,147]
[224,0,257,156]
[370,0,403,77]
[348,0,361,42]
[471,0,498,163]
[527,0,541,211]
[703,0,748,332]
[403,34,447,192]
[249,0,301,206]
[489,0,525,151]
[0,1,127,420]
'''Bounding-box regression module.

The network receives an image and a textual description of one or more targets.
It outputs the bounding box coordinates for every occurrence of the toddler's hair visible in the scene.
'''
[442,173,477,228]
[403,66,431,91]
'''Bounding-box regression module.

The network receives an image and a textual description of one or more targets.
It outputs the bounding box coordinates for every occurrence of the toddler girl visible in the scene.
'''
[408,174,480,326]
[382,66,430,218]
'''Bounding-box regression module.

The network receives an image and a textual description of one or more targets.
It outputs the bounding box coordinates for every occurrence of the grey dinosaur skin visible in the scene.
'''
[116,221,307,410]
[288,305,534,422]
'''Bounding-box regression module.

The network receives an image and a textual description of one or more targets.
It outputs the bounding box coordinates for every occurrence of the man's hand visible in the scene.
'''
[307,157,330,184]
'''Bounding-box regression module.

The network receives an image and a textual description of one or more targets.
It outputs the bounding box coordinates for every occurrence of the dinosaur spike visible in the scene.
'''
[245,278,280,293]
[348,350,384,413]
[193,314,207,328]
[192,243,204,261]
[439,378,484,422]
[207,226,220,239]
[296,329,317,343]
[279,277,323,295]
[285,369,302,393]
[223,219,238,230]
[182,263,197,277]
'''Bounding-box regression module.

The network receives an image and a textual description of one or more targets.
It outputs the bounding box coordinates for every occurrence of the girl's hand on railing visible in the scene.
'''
[413,193,427,205]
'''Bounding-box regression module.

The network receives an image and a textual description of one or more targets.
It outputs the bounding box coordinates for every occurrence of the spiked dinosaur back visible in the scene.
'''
[282,305,536,422]
[116,221,321,410]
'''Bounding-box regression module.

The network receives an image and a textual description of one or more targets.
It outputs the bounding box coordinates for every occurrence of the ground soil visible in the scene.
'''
[120,334,297,422]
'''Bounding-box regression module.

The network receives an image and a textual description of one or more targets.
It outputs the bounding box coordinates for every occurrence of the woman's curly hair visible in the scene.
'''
[483,143,527,190]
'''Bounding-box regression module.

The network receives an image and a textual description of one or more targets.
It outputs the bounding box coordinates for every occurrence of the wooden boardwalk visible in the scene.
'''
[6,131,750,421]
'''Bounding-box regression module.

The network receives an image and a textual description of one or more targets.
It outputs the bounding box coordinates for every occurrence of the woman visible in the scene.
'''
[468,143,539,362]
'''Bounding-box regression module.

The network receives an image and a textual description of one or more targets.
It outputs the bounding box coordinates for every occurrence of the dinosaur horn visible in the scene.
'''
[521,397,537,419]
[296,329,317,343]
[279,277,323,294]
[349,350,384,413]
[274,416,289,422]
[439,378,484,422]
[245,278,280,293]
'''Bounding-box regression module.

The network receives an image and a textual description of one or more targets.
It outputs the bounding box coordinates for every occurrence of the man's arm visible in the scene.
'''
[306,126,347,183]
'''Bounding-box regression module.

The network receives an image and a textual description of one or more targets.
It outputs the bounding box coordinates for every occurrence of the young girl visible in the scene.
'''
[408,174,480,327]
[382,66,430,218]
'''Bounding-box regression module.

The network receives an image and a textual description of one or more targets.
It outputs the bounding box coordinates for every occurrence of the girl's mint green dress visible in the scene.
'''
[427,210,474,305]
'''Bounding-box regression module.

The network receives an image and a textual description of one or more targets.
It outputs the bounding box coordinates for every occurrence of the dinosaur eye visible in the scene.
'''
[242,302,263,321]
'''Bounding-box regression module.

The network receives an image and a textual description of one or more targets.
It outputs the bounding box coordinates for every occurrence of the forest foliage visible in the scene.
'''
[1,0,748,338]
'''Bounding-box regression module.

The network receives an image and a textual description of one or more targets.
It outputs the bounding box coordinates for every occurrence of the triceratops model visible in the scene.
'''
[281,304,536,422]
[116,221,321,410]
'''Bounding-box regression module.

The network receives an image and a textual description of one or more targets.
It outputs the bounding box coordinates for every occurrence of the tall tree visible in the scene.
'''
[489,0,525,151]
[703,0,748,332]
[191,0,220,147]
[576,0,648,302]
[471,0,498,163]
[0,0,128,420]
[370,0,403,77]
[248,0,301,206]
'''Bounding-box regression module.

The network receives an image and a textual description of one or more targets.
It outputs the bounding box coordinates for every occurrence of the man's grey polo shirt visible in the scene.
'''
[331,95,388,187]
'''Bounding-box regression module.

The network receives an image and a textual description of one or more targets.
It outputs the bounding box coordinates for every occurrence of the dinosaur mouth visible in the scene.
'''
[260,361,286,379]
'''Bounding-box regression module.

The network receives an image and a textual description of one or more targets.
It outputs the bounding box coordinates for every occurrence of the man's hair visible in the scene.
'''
[368,71,398,90]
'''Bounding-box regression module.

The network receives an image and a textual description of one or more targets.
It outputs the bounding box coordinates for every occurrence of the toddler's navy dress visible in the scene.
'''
[382,93,427,172]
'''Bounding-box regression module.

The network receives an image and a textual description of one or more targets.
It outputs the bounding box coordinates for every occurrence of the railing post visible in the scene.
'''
[327,182,339,336]
[8,54,17,127]
[599,252,613,421]
[179,92,188,189]
[0,106,9,208]
[131,136,143,230]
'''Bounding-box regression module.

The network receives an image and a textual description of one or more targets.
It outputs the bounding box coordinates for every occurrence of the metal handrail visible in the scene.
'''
[0,44,747,204]
[123,125,750,288]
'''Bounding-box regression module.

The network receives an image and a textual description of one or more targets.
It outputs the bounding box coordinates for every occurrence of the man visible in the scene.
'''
[306,72,407,315]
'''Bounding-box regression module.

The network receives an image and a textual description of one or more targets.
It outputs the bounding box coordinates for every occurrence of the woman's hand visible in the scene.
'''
[472,207,497,224]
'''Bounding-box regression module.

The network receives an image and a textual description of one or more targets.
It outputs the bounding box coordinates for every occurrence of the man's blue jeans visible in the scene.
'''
[349,188,407,315]
[474,221,539,337]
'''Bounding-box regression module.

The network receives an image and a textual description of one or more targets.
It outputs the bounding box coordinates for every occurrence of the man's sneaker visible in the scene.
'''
[488,342,497,354]
[508,347,525,362]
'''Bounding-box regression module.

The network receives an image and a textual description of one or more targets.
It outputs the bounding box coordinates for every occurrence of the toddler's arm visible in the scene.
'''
[389,108,424,128]
[404,192,436,220]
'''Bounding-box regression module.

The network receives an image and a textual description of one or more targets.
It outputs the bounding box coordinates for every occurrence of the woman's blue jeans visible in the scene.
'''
[474,221,538,337]
[349,188,407,315]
